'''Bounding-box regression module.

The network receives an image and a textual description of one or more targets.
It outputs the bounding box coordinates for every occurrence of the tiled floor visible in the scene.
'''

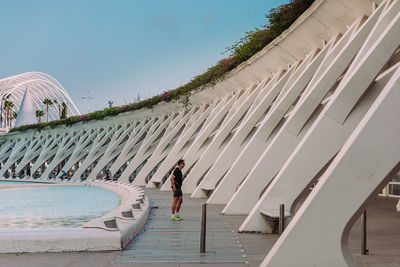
[1,189,400,267]
[111,189,249,266]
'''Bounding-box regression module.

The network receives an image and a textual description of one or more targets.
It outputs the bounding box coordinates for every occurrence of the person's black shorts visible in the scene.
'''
[173,187,182,198]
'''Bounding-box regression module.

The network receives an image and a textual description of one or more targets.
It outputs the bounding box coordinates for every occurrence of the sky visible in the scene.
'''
[0,0,289,113]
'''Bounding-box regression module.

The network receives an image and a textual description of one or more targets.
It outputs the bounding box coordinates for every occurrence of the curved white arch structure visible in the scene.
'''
[0,72,80,125]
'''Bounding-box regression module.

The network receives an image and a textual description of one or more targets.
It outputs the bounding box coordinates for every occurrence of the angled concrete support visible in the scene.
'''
[241,0,400,232]
[0,140,16,164]
[262,52,400,267]
[184,87,258,196]
[87,123,135,179]
[0,138,29,176]
[160,96,232,191]
[222,9,382,215]
[16,136,47,174]
[109,118,153,176]
[120,113,177,184]
[146,103,214,188]
[42,132,81,178]
[134,107,199,185]
[191,83,266,198]
[214,46,327,213]
[62,129,100,180]
[72,126,117,180]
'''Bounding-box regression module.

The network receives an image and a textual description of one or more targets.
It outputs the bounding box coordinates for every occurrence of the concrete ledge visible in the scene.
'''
[82,180,150,249]
[0,180,150,253]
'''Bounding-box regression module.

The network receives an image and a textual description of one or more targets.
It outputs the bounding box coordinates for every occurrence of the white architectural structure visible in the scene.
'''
[0,72,80,127]
[1,0,400,265]
[14,89,36,127]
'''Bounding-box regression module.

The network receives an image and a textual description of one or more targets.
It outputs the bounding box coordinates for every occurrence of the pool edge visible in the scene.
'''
[0,180,150,253]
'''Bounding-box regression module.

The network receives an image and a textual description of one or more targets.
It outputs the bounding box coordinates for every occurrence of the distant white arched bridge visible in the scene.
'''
[0,72,80,125]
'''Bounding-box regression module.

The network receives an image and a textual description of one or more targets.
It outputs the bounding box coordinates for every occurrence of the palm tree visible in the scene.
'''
[53,99,61,118]
[35,109,45,123]
[10,111,18,125]
[1,94,11,127]
[3,100,14,127]
[43,98,53,122]
[61,102,68,119]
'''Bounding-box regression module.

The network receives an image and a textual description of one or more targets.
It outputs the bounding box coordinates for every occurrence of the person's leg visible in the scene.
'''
[174,193,183,220]
[171,197,178,215]
[176,195,183,213]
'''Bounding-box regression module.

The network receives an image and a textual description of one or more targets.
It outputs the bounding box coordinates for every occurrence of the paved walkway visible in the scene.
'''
[1,189,400,266]
[111,189,250,266]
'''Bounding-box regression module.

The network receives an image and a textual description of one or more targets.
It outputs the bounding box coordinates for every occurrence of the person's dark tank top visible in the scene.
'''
[173,167,183,188]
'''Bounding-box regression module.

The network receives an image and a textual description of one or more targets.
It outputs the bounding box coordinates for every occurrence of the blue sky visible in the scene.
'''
[0,0,288,112]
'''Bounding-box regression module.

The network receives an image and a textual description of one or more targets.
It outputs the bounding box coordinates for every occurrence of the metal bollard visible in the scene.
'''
[200,202,207,253]
[279,204,285,235]
[361,210,369,255]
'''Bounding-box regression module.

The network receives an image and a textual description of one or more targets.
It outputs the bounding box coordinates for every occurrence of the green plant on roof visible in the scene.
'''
[35,109,45,123]
[43,98,53,122]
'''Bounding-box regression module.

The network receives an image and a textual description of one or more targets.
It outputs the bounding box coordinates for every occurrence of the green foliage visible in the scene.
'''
[225,0,315,62]
[10,0,314,133]
[35,109,45,123]
[35,109,45,117]
[61,102,67,119]
[43,98,53,106]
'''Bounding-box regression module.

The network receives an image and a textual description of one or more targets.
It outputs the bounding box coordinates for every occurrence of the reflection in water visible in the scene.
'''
[0,186,120,229]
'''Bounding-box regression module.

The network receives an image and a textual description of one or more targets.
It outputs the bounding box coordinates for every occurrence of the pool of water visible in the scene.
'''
[0,186,120,229]
[0,181,35,184]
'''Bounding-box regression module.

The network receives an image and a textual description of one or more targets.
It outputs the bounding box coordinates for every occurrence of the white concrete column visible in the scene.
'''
[72,126,117,180]
[0,140,16,164]
[109,118,153,176]
[0,138,29,177]
[222,10,380,215]
[261,55,400,267]
[160,97,231,191]
[133,107,199,185]
[87,123,132,179]
[62,129,100,179]
[178,92,240,193]
[29,134,64,177]
[16,136,47,174]
[242,0,400,232]
[42,132,81,178]
[191,83,265,198]
[214,47,327,213]
[120,113,177,184]
[146,103,213,188]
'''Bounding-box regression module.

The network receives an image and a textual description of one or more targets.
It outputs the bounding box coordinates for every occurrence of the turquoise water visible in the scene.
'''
[0,186,120,229]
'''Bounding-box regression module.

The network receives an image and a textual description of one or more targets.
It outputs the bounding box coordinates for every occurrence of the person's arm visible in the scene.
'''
[171,174,176,191]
